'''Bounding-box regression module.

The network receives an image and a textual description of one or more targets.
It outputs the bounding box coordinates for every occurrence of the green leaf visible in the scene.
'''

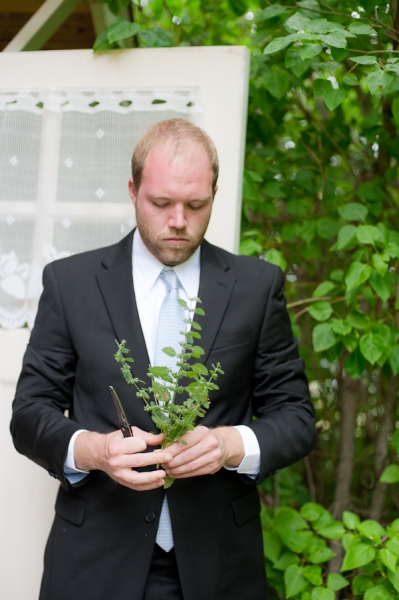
[319,32,348,48]
[364,584,394,600]
[313,79,329,99]
[338,202,368,221]
[327,573,349,591]
[393,429,399,454]
[336,224,358,250]
[263,531,283,563]
[279,529,314,553]
[299,44,323,60]
[106,19,141,44]
[313,323,337,352]
[356,225,381,245]
[352,574,374,595]
[256,3,287,21]
[308,546,336,563]
[342,331,358,353]
[286,12,312,31]
[380,464,399,484]
[262,66,291,99]
[318,522,346,539]
[303,565,323,586]
[331,46,348,61]
[240,239,263,256]
[313,281,335,298]
[392,97,399,127]
[162,347,176,357]
[274,506,308,531]
[345,262,372,291]
[316,218,340,240]
[372,253,388,276]
[343,73,358,86]
[284,565,308,598]
[148,366,171,378]
[342,533,360,551]
[311,587,334,600]
[138,27,173,48]
[350,55,378,65]
[194,307,205,316]
[308,301,333,322]
[341,542,376,571]
[356,183,385,201]
[347,310,370,330]
[265,248,287,270]
[300,502,325,522]
[178,298,188,309]
[388,566,399,592]
[348,22,377,35]
[191,363,208,375]
[357,520,386,542]
[264,180,286,197]
[331,319,352,336]
[367,70,394,95]
[264,33,318,55]
[343,511,361,530]
[323,86,346,111]
[387,536,399,558]
[359,333,386,365]
[93,29,113,51]
[344,347,366,379]
[369,272,392,302]
[379,548,397,572]
[273,551,299,570]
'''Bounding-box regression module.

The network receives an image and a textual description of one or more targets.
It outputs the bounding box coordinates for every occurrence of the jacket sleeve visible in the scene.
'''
[10,263,82,490]
[248,266,316,483]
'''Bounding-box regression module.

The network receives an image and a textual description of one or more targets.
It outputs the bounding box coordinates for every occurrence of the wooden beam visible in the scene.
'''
[2,0,80,51]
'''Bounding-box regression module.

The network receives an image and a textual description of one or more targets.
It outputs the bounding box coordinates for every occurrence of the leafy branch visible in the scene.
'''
[114,298,224,488]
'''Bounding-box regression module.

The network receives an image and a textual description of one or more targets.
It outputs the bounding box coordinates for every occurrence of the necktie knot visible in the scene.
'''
[161,268,180,293]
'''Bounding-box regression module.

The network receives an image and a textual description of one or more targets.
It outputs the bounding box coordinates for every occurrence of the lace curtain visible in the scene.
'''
[0,88,202,329]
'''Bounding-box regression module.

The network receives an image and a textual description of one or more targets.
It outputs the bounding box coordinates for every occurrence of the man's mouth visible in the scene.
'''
[164,237,189,246]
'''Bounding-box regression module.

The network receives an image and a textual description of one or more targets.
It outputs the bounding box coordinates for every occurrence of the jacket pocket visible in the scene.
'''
[232,490,260,526]
[212,327,252,350]
[55,489,87,526]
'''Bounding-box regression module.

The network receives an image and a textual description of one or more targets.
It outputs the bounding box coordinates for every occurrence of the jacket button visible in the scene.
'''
[145,512,156,523]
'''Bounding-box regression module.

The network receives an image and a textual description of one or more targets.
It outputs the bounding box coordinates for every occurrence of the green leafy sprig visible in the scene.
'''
[114,297,224,488]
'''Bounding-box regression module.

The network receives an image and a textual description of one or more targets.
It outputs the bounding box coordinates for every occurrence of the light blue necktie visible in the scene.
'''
[154,269,185,552]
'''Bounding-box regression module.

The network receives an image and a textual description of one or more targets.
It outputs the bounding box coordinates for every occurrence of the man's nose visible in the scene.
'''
[169,205,187,230]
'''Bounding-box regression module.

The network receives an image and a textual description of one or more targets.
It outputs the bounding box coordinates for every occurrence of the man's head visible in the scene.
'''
[128,119,219,267]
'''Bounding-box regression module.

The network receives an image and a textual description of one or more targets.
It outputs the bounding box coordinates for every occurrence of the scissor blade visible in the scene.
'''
[109,386,133,438]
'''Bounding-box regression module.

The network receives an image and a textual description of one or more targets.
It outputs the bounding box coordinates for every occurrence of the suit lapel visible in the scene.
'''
[197,240,236,366]
[95,231,151,388]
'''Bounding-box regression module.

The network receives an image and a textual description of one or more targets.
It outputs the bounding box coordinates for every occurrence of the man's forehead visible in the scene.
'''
[145,138,208,167]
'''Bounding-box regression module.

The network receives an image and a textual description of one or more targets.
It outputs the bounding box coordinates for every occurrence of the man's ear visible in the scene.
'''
[128,177,137,205]
[213,185,218,200]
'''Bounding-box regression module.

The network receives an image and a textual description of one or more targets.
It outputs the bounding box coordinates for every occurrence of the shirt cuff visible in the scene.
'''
[64,429,90,483]
[224,425,261,476]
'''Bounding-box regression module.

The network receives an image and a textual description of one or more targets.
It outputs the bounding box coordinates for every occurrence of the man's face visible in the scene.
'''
[129,142,215,266]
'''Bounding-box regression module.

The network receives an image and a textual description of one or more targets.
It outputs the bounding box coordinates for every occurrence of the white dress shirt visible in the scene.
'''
[65,230,260,481]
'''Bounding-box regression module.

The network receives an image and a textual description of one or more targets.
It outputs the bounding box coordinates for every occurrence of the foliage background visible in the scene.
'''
[94,0,399,596]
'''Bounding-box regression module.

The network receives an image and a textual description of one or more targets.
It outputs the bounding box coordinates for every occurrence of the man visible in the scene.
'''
[11,119,316,600]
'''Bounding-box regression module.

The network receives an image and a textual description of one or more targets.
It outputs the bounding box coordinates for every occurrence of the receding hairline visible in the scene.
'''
[131,118,219,193]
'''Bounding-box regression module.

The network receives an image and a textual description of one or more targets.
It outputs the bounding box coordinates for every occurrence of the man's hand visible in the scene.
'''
[161,426,245,479]
[74,428,172,491]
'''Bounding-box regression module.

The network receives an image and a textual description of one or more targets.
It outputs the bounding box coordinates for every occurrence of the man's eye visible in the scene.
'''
[153,202,168,209]
[189,204,202,211]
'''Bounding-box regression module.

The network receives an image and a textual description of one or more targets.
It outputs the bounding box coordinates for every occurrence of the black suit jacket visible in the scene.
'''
[11,231,316,600]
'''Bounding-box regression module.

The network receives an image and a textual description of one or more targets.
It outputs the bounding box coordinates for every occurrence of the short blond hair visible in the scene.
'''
[131,118,219,193]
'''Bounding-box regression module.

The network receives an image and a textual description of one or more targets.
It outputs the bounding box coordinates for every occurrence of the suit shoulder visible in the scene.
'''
[45,232,132,277]
[203,240,284,279]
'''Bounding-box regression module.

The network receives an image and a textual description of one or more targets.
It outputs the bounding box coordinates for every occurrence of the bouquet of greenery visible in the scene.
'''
[114,297,224,488]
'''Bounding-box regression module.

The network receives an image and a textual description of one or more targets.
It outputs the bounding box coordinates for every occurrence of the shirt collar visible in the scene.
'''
[132,229,201,298]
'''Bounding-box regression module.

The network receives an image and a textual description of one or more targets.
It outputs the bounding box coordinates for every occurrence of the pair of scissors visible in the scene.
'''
[109,386,133,438]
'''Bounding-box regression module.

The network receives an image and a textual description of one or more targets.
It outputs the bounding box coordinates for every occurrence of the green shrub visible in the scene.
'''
[262,502,399,599]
